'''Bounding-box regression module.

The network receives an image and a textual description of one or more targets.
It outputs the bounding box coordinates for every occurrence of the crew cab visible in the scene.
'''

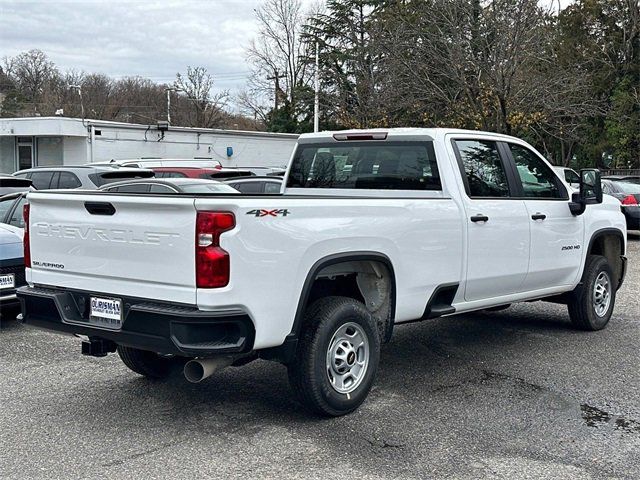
[17,128,627,416]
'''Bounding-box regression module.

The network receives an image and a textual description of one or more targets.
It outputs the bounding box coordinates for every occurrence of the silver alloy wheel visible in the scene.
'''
[592,271,612,317]
[326,322,370,394]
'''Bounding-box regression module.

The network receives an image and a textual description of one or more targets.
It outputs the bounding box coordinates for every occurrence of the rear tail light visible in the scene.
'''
[621,194,638,206]
[195,211,235,288]
[23,203,31,268]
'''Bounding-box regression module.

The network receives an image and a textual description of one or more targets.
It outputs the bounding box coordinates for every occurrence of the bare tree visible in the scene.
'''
[2,49,57,107]
[240,0,311,122]
[174,66,229,128]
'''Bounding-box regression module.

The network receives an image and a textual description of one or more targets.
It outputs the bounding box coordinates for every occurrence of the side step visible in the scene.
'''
[422,283,459,319]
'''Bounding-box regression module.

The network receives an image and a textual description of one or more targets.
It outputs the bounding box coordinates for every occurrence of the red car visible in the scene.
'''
[152,167,254,180]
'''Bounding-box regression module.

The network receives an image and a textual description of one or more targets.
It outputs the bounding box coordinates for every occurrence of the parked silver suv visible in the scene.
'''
[13,166,154,190]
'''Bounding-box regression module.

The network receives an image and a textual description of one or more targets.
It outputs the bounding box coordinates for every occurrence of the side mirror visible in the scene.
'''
[580,169,603,204]
[569,169,603,216]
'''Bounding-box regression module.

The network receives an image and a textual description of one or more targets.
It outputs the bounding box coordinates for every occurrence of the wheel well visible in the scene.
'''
[588,231,624,287]
[302,258,395,342]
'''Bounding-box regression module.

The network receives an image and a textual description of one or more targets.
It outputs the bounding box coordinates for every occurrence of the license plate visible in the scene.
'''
[89,296,123,330]
[0,274,15,289]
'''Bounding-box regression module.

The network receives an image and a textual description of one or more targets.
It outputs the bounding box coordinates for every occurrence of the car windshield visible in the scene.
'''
[180,183,239,194]
[565,170,580,184]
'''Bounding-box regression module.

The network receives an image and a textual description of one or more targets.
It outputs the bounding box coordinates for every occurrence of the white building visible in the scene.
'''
[0,117,299,174]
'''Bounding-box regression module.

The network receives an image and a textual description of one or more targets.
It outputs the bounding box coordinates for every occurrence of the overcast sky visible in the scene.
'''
[1,0,573,112]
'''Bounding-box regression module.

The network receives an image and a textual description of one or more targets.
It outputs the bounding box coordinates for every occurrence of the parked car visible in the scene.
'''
[552,166,580,188]
[0,222,25,314]
[224,176,283,194]
[114,158,221,169]
[99,178,239,194]
[0,192,28,229]
[602,179,640,230]
[13,166,154,190]
[19,128,626,417]
[152,167,254,180]
[602,175,640,185]
[0,175,34,196]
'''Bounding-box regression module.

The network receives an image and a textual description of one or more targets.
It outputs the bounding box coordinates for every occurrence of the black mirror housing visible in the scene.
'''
[580,169,603,204]
[569,169,603,216]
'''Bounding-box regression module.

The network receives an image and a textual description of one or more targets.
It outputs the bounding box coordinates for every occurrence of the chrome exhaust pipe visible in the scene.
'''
[184,356,233,383]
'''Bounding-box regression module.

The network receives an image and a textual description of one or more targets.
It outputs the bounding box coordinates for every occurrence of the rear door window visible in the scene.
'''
[287,141,441,190]
[30,171,54,189]
[264,182,282,193]
[149,184,176,193]
[57,172,82,189]
[232,182,263,193]
[453,140,510,197]
[116,184,151,193]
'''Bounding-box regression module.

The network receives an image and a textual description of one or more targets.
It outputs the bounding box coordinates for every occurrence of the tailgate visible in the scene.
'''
[27,192,197,304]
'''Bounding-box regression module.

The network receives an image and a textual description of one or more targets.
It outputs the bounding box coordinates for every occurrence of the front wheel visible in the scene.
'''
[288,296,380,417]
[567,255,616,331]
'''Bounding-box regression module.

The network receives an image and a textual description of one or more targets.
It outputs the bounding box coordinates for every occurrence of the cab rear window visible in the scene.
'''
[287,141,441,190]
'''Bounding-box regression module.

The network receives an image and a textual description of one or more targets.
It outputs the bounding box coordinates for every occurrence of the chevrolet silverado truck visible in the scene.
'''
[17,128,627,416]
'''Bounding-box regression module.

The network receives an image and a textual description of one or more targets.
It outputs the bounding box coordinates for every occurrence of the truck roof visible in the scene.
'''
[298,127,524,143]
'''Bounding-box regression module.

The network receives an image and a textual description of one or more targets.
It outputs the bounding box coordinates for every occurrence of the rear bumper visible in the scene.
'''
[1,259,26,307]
[623,207,640,230]
[17,286,255,357]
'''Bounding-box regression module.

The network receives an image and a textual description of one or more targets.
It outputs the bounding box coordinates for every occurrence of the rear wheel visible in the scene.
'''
[117,345,177,379]
[568,255,616,331]
[288,296,380,417]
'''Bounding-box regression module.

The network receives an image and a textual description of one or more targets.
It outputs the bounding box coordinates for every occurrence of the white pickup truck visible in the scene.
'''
[18,128,627,416]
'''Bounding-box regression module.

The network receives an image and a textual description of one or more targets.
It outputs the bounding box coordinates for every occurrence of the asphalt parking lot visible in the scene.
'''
[1,234,639,480]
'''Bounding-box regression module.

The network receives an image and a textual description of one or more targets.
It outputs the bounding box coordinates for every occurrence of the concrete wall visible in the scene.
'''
[0,137,14,173]
[89,126,297,168]
[36,137,64,166]
[63,137,88,165]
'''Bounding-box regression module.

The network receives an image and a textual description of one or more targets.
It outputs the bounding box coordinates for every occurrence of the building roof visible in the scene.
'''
[0,116,299,140]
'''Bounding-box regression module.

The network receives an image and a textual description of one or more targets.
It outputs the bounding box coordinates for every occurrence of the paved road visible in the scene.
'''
[1,234,638,480]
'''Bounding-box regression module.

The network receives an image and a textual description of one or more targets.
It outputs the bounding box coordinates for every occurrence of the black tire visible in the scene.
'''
[568,255,616,331]
[288,296,380,417]
[117,345,175,379]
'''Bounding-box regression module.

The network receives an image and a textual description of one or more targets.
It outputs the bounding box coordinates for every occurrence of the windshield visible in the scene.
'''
[180,183,239,194]
[287,141,441,190]
[564,169,580,184]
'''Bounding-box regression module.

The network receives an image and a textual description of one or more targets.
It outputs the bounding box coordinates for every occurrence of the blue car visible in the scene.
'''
[0,223,25,314]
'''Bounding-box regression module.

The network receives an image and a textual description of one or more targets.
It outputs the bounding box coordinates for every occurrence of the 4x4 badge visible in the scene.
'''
[246,209,290,217]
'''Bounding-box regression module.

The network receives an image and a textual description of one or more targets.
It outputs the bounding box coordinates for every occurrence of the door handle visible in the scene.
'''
[84,202,116,216]
[470,214,489,223]
[531,213,546,221]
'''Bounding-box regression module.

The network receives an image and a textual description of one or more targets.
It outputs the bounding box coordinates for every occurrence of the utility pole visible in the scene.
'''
[267,69,286,110]
[68,84,85,126]
[314,42,320,133]
[165,87,175,125]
